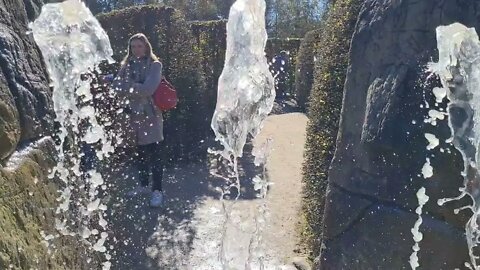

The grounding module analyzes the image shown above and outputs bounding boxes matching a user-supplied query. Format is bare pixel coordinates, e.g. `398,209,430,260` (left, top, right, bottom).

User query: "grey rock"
327,0,479,232
319,0,480,268
0,0,88,268
0,69,20,160
0,0,53,146
361,64,408,148
330,0,480,213
322,185,372,240
318,204,468,270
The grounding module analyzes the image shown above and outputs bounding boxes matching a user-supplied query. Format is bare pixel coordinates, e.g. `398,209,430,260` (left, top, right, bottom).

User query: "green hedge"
190,19,302,101
97,5,208,162
96,6,305,162
189,20,227,121
295,29,323,111
301,0,363,259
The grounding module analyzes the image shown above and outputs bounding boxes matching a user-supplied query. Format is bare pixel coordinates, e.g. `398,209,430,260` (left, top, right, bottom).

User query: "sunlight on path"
109,112,308,269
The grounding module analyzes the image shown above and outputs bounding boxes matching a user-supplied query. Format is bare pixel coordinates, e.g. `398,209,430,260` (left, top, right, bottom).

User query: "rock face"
0,138,88,270
0,0,53,160
0,72,20,161
318,0,480,269
0,0,85,268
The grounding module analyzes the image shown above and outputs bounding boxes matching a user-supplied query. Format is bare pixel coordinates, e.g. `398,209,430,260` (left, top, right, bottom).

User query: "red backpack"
154,78,178,111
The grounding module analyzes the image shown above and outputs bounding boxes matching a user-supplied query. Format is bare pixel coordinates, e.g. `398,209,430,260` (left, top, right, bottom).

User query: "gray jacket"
112,57,164,146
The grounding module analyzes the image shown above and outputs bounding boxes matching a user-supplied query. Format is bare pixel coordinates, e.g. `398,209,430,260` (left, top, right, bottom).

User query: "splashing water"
246,138,272,269
409,97,440,268
430,22,480,269
209,0,275,268
211,0,275,159
409,187,430,269
30,0,114,268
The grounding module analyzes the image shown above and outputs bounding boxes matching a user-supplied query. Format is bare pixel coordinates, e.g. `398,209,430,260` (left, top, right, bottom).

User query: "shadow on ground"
101,98,302,269
104,140,265,269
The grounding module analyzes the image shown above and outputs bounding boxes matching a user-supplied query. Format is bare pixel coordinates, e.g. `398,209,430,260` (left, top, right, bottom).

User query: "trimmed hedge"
190,19,302,101
97,5,208,162
189,20,227,121
301,0,363,259
96,9,303,162
295,29,323,111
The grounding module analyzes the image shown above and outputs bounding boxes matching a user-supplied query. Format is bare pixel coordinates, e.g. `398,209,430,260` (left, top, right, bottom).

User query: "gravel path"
107,111,309,270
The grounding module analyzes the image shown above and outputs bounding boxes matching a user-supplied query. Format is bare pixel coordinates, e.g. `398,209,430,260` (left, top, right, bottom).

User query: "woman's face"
130,39,147,58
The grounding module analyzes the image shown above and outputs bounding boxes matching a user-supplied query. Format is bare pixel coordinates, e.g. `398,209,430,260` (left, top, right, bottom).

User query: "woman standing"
112,33,165,207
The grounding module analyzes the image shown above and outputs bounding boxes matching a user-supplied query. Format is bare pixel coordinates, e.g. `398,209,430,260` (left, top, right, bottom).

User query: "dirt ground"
106,103,309,270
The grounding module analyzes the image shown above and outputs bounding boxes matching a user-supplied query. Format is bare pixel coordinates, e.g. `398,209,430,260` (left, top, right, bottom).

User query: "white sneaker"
150,191,164,207
126,186,151,197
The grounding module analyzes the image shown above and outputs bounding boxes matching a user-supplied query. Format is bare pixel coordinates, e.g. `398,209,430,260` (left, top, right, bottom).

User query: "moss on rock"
0,139,89,269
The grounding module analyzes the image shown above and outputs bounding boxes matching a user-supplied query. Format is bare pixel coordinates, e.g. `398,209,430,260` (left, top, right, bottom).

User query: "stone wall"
0,0,53,160
0,0,87,268
318,0,480,269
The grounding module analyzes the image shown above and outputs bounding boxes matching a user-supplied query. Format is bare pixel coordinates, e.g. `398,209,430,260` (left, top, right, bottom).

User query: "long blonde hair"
120,33,159,67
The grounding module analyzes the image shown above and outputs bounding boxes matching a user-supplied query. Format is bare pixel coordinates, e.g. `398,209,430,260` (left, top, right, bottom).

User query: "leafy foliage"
84,0,327,38
189,20,227,121
301,0,363,259
266,0,327,38
295,28,323,110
